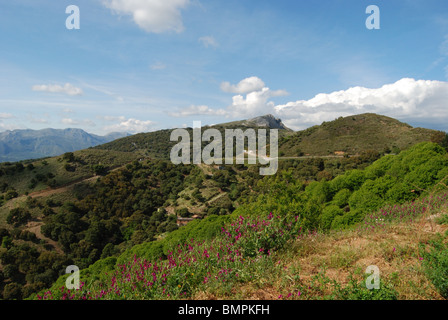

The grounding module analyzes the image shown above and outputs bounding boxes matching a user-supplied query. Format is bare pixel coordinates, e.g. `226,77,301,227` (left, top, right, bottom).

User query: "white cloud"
63,108,74,114
62,118,96,127
274,78,448,130
62,118,80,125
150,61,167,70
99,115,127,122
222,77,289,118
103,118,156,133
227,88,281,118
102,0,190,33
0,114,16,132
29,117,49,124
169,105,227,117
167,77,289,120
0,113,13,119
220,76,266,94
199,36,219,48
0,122,20,132
32,83,83,96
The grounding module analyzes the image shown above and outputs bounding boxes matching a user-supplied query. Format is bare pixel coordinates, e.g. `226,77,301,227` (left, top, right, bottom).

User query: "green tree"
2,283,23,300
6,208,32,227
63,152,75,162
1,236,12,248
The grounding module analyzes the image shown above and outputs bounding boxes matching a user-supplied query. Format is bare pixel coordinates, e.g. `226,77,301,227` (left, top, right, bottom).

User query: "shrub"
419,238,448,299
176,207,191,218
3,283,23,300
5,189,18,200
332,189,351,208
6,208,32,227
63,152,75,162
320,205,344,230
335,275,398,300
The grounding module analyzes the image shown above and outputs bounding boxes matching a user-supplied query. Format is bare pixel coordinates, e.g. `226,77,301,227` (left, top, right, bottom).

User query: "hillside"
0,128,130,162
36,196,448,300
95,113,438,159
0,113,447,300
279,113,437,156
94,115,292,159
23,141,448,301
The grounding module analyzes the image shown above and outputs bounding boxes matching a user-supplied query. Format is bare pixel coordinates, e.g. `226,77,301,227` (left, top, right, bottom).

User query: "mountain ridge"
95,113,440,158
0,128,130,162
213,114,292,131
278,113,438,156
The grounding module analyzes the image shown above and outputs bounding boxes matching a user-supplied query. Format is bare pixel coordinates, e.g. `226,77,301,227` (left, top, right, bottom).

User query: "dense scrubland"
33,142,448,300
1,113,447,300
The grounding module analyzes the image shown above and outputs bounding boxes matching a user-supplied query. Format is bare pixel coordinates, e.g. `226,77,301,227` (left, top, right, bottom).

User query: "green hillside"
96,113,438,160
0,149,139,197
0,113,447,300
279,113,437,156
32,141,448,300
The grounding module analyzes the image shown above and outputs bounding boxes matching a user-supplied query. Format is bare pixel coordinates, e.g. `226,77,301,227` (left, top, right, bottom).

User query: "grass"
279,113,436,156
34,192,448,300
0,149,138,197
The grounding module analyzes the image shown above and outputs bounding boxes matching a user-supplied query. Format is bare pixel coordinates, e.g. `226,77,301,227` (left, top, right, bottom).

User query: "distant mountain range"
0,113,441,163
0,128,130,162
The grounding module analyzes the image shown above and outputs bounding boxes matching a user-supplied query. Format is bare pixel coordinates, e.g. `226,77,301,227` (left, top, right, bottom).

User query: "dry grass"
196,212,448,300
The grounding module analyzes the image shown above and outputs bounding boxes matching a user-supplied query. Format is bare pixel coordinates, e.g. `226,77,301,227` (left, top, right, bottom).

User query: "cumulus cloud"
62,118,80,125
32,83,83,96
226,88,289,118
102,0,190,33
199,36,219,48
274,78,448,130
220,76,266,94
103,118,156,133
220,77,289,118
169,105,228,118
168,77,448,132
167,77,289,120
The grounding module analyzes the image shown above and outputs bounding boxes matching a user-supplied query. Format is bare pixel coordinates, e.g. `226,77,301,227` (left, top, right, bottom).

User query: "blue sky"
1,0,448,135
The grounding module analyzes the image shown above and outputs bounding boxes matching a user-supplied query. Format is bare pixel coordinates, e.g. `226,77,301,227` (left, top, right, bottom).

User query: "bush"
92,164,107,176
335,274,398,300
176,207,191,218
2,283,23,300
331,189,351,208
64,164,75,172
5,189,18,200
419,238,448,299
320,205,344,230
63,152,75,162
6,208,32,227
